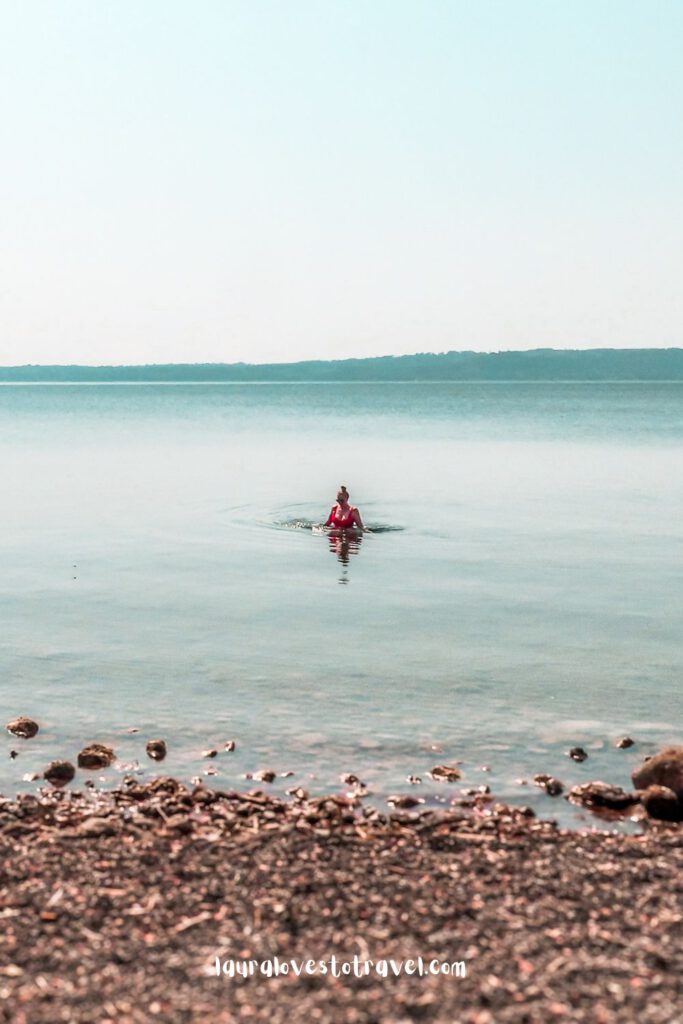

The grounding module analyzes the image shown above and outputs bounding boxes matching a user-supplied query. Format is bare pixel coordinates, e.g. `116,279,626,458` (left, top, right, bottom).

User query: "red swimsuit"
330,506,356,528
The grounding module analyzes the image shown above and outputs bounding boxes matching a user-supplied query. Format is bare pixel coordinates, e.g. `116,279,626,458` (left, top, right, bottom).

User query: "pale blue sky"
1,0,681,364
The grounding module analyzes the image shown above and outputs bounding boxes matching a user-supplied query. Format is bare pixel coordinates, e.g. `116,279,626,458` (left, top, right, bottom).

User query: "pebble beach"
1,735,682,1023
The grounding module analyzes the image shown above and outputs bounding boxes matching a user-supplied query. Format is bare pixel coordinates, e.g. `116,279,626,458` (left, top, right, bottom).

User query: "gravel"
0,777,681,1024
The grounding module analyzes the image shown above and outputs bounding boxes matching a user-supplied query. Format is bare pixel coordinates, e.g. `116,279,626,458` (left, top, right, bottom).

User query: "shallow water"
2,382,682,827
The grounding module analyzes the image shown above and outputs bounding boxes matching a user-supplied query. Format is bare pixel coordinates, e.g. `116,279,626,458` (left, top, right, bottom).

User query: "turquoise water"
2,382,682,826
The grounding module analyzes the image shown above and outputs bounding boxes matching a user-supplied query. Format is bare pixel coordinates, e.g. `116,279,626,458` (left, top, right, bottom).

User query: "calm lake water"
2,382,682,826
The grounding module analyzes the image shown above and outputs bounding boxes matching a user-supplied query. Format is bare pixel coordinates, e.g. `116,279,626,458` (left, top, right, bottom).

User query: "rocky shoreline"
1,770,682,1023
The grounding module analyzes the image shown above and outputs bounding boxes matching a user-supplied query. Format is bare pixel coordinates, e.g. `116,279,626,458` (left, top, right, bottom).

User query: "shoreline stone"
77,743,116,770
6,717,39,739
632,745,683,800
567,781,638,812
43,760,76,787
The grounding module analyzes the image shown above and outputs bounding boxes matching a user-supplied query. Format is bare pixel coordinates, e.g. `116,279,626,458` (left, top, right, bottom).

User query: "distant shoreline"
2,348,683,382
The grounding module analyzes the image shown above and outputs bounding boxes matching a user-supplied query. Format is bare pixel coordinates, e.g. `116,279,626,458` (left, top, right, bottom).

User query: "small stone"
632,746,683,800
286,786,309,801
224,740,236,752
78,817,115,838
568,747,588,762
146,739,167,762
387,794,424,809
253,769,276,783
165,814,193,834
192,785,215,804
533,774,564,795
340,773,361,785
430,764,462,783
407,775,422,785
641,785,683,822
9,750,18,760
78,743,116,769
616,736,635,749
204,766,218,777
544,778,564,796
44,761,76,787
22,772,41,782
6,717,39,739
202,749,218,759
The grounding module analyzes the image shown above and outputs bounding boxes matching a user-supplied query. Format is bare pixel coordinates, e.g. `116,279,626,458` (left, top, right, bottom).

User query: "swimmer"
324,485,365,530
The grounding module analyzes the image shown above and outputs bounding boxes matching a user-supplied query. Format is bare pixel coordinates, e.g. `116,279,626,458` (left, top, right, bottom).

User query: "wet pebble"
430,764,462,783
407,775,422,785
202,749,218,759
146,739,167,762
387,794,424,809
78,743,116,769
616,736,635,749
568,747,588,762
224,740,236,752
533,774,564,796
6,717,39,739
568,781,638,811
44,761,76,788
641,785,682,822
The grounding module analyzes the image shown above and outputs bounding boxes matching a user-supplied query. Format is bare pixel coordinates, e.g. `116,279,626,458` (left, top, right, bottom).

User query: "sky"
1,0,682,366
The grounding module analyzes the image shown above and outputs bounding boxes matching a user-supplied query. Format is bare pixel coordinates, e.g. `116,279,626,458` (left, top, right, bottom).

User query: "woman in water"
325,485,365,530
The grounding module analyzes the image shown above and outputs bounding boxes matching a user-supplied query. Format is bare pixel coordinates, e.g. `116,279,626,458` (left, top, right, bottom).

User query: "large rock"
641,785,683,822
568,781,638,811
632,746,683,800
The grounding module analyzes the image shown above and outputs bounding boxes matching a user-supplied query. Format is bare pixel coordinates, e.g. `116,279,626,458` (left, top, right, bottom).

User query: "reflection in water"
327,529,363,585
271,515,402,585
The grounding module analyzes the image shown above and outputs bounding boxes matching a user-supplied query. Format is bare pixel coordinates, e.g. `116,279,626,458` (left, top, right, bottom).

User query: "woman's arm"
324,506,336,527
352,507,365,529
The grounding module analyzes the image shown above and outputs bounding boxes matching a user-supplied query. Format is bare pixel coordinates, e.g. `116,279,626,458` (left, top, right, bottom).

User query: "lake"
2,381,682,826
